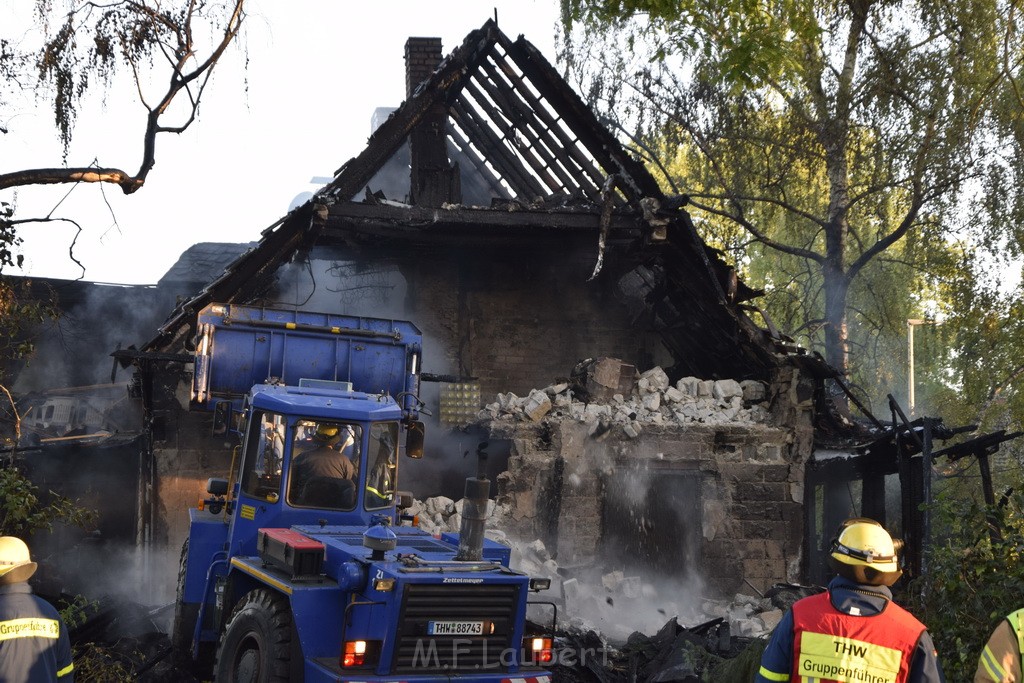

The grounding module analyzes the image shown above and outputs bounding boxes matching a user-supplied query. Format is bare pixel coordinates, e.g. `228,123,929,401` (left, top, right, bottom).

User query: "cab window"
240,411,285,499
287,419,361,511
365,422,398,510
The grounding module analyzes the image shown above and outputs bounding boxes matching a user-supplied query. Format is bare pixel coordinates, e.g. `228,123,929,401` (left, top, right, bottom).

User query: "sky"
2,1,563,285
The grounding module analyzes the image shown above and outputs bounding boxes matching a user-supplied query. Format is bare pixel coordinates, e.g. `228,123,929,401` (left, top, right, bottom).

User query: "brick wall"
488,364,816,595
405,242,667,397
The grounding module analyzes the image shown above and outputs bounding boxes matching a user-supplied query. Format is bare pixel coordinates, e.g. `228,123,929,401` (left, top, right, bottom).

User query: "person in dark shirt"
0,536,74,682
290,423,356,506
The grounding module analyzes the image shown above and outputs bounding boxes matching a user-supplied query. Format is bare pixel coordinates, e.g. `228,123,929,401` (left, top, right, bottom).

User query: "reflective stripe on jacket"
792,591,925,683
0,583,74,682
976,608,1024,682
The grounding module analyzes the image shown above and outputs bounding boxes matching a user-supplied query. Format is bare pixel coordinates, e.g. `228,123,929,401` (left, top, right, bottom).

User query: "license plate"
427,620,484,635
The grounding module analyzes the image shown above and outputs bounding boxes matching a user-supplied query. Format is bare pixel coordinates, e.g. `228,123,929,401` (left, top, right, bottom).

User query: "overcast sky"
2,1,562,284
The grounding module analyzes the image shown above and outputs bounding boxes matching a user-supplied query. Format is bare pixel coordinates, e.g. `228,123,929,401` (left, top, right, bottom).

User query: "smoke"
14,282,173,393
263,252,507,499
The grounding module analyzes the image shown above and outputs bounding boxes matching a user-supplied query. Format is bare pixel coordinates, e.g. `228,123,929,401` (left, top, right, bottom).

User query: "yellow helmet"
827,518,903,587
315,424,340,439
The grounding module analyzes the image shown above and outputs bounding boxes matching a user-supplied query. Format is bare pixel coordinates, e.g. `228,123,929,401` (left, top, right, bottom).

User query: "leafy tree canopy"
561,0,1024,405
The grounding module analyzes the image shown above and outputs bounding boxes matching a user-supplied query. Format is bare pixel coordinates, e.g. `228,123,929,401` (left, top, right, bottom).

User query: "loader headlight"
373,577,395,592
529,577,551,591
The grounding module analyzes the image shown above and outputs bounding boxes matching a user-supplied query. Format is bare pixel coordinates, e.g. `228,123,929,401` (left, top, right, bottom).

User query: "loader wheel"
171,538,215,674
171,539,195,655
214,589,292,683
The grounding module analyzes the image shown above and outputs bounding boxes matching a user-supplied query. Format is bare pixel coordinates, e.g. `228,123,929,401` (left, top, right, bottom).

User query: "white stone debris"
478,366,772,437
407,496,788,640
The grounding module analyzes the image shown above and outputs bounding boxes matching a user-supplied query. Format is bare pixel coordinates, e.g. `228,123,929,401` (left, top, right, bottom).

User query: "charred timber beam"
447,124,512,200
456,87,563,196
323,23,500,203
324,201,641,233
450,101,544,199
318,220,639,248
500,33,663,202
468,61,595,198
464,75,581,196
488,50,607,192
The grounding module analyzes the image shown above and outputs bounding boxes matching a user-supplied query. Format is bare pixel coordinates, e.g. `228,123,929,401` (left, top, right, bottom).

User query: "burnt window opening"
600,468,702,583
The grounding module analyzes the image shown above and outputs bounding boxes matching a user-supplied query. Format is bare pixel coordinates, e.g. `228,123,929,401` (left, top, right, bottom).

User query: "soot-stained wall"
153,239,669,550
486,364,816,596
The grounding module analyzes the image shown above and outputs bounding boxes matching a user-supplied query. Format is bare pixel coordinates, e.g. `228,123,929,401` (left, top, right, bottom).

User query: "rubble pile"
478,363,771,436
405,495,813,646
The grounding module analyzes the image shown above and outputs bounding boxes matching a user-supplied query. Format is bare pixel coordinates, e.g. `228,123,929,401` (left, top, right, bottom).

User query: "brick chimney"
404,37,460,207
405,37,443,98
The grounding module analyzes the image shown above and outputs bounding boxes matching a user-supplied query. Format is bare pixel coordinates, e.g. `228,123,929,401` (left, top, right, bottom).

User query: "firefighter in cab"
0,536,74,681
755,518,945,683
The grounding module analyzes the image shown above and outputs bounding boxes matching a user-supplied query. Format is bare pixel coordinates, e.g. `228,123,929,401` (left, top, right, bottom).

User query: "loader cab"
225,387,405,554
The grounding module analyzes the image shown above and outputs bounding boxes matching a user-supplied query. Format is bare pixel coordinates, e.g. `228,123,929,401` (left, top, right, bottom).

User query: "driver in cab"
290,423,356,506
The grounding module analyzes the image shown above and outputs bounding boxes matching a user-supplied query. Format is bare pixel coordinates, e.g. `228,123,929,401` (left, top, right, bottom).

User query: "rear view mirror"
405,421,425,458
207,478,229,496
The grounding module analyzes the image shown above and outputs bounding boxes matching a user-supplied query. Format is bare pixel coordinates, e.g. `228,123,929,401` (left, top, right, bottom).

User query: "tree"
561,0,1024,387
0,0,246,195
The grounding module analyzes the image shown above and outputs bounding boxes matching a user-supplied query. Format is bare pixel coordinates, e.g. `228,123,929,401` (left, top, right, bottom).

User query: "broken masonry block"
601,569,624,591
641,392,661,412
544,382,569,396
638,366,670,392
713,378,743,401
523,390,552,422
664,386,686,403
677,376,701,395
758,609,785,631
740,379,767,403
571,357,636,402
623,422,643,439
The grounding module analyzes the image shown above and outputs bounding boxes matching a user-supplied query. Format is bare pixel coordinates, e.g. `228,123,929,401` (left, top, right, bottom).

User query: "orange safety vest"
791,591,925,683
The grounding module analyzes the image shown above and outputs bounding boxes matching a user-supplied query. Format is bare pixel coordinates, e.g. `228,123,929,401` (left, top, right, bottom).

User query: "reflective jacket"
975,608,1024,682
755,576,945,683
791,591,924,683
0,582,74,682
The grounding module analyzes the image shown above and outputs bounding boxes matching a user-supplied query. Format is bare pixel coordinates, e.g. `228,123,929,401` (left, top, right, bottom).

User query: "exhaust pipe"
455,443,489,561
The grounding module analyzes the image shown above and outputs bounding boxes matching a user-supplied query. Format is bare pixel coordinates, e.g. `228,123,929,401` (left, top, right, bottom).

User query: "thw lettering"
834,641,868,658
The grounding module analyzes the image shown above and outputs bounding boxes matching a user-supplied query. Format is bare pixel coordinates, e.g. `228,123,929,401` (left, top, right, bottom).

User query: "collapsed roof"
144,19,810,381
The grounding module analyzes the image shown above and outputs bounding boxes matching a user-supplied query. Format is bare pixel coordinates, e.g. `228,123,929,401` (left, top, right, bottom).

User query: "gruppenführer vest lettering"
791,591,925,683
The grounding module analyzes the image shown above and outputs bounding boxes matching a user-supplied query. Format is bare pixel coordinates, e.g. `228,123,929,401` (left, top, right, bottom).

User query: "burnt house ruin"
8,19,1016,601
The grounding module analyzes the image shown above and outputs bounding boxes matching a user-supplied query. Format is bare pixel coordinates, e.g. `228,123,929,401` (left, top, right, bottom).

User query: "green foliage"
0,203,60,367
909,485,1024,681
57,593,97,630
561,0,1024,405
705,637,766,682
0,467,96,537
71,642,139,682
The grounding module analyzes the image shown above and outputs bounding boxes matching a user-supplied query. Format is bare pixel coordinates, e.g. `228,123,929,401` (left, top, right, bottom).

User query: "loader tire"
171,539,195,656
214,588,292,683
171,538,214,674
